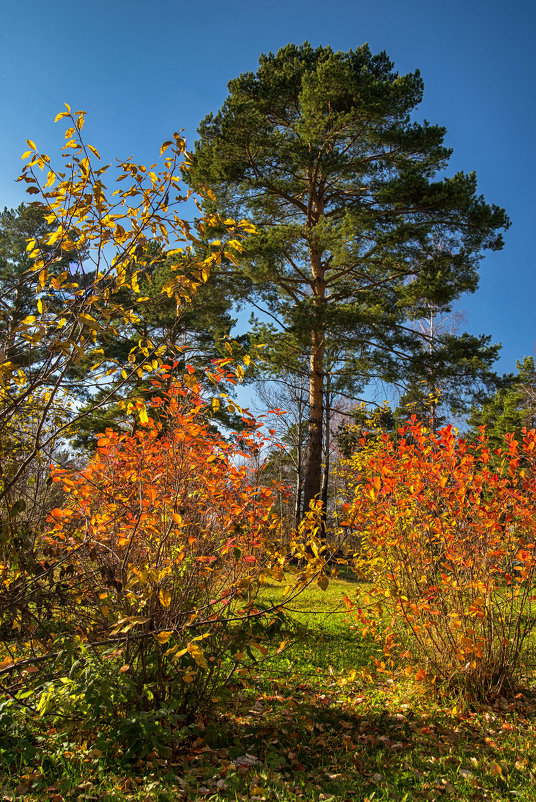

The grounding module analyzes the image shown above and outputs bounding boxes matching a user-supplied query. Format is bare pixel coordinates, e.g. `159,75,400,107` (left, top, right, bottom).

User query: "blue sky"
1,0,534,381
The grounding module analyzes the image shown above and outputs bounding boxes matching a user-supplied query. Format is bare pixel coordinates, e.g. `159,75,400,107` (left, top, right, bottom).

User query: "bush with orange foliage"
343,418,536,699
43,377,285,714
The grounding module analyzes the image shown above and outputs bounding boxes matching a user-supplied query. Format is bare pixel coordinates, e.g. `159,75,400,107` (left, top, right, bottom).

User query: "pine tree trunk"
302,190,326,517
303,300,325,513
321,378,331,517
303,333,324,513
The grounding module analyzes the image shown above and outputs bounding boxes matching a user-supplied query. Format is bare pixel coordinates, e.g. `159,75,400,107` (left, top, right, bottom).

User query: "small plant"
34,647,193,757
342,418,536,699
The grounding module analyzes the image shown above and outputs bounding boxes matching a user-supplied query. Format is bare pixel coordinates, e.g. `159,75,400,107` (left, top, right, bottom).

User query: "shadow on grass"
3,674,536,800
200,683,536,801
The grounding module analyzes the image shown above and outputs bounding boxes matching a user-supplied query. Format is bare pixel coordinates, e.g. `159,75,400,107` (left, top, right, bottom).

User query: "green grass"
2,573,536,800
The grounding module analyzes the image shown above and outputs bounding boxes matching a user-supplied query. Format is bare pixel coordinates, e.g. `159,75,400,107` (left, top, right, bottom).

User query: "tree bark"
303,329,324,514
321,375,331,518
302,248,325,514
295,415,303,530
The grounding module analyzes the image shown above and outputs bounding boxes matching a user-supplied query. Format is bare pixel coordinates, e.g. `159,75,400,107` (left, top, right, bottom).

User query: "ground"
1,574,536,800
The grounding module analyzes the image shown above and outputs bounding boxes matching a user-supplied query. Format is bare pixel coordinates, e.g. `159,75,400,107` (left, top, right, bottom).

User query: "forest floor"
2,574,536,801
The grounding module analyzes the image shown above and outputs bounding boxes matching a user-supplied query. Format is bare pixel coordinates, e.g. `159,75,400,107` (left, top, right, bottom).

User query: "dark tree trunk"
302,241,326,515
303,327,324,513
321,376,331,519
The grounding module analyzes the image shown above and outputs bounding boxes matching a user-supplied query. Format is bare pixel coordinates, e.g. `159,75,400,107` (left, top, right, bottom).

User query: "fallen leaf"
234,753,261,767
460,769,474,780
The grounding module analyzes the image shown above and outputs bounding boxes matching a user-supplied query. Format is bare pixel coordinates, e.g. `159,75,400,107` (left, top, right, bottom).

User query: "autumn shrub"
15,376,289,723
0,110,255,702
342,418,536,699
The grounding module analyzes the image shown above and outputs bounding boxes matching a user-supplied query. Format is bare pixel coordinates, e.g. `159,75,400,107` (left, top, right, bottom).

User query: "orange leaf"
49,508,65,519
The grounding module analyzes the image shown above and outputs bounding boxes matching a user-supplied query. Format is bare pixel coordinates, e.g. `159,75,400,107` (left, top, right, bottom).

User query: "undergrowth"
1,574,536,800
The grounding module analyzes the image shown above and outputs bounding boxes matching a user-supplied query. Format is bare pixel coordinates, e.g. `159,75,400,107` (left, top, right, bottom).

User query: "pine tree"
468,356,536,448
190,42,509,514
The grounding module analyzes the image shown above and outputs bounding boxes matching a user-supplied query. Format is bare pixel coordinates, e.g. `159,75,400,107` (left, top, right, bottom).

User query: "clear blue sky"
1,0,534,379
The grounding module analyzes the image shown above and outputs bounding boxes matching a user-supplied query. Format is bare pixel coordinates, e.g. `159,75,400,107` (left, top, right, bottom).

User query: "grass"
2,573,536,800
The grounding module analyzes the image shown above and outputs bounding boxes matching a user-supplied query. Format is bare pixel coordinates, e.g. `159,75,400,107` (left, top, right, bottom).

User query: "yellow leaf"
191,632,211,642
155,630,173,644
111,616,148,635
159,588,171,608
212,397,220,412
160,141,172,156
54,111,70,122
47,229,62,246
44,170,55,188
187,642,208,669
138,405,149,425
87,144,101,159
171,648,188,661
37,299,43,314
317,574,329,591
26,139,37,151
